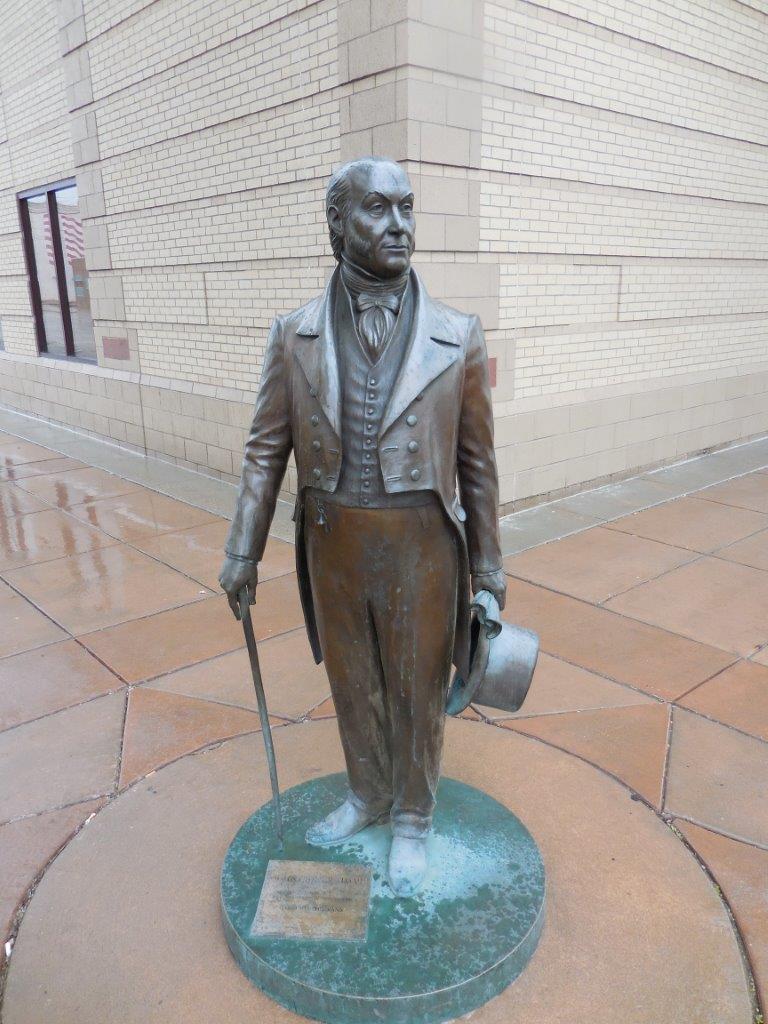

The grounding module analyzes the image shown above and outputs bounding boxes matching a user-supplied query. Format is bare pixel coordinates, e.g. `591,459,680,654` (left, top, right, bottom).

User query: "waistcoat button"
310,414,319,426
408,440,419,453
312,467,321,479
312,440,321,451
410,468,421,481
406,414,417,426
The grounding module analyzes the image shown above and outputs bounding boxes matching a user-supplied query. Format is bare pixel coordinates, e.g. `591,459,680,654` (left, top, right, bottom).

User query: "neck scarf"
340,255,410,362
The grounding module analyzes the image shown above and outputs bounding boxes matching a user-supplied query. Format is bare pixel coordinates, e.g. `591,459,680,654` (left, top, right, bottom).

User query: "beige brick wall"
0,0,766,510
481,0,768,506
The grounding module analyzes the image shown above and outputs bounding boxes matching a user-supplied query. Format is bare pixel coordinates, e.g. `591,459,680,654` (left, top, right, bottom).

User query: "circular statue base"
221,773,546,1024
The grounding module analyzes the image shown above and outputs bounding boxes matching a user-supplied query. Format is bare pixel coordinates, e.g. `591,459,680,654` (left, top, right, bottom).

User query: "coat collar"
294,266,462,437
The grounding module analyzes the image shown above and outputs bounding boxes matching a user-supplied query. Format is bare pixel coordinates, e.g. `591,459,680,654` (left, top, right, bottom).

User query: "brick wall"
0,0,766,510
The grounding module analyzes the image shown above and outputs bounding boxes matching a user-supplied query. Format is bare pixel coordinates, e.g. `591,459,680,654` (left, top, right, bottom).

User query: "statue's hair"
325,157,400,261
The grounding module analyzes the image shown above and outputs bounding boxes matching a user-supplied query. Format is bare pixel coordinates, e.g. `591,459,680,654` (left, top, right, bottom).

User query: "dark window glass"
19,181,96,362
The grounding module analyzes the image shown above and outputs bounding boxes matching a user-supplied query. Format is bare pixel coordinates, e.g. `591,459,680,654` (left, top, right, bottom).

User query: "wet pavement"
0,423,767,1022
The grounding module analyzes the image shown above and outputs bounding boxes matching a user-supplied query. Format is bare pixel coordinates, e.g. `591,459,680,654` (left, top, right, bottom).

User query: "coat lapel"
294,270,342,437
380,271,462,436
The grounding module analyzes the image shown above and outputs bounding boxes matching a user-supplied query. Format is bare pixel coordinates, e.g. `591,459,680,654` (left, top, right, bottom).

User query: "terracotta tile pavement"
676,821,768,1010
502,703,671,807
502,525,695,603
606,494,768,553
13,466,143,508
1,430,767,1012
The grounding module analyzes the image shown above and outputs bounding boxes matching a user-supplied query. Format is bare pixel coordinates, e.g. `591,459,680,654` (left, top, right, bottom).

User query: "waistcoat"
330,274,427,508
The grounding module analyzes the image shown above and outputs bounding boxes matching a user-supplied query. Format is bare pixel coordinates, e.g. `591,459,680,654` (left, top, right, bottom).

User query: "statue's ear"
327,205,343,238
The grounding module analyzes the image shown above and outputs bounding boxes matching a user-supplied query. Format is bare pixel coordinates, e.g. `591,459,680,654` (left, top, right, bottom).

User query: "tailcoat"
226,267,503,679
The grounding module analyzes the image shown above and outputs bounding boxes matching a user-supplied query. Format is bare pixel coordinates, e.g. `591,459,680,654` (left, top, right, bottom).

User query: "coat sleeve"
225,316,293,562
457,315,503,575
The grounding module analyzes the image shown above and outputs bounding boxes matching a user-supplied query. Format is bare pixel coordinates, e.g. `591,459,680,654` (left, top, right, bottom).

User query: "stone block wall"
0,0,766,510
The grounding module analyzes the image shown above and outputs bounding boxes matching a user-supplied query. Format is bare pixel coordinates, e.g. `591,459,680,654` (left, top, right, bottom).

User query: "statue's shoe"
305,799,388,847
388,835,428,897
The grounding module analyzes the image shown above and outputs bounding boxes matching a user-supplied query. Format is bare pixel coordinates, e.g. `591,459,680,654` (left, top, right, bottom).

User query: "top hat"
446,590,539,717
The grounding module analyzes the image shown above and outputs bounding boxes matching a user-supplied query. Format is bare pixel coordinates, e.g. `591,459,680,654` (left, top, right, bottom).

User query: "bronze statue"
219,157,506,897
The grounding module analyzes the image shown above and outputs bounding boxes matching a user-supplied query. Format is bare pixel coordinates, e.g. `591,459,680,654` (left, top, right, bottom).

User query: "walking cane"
238,588,284,851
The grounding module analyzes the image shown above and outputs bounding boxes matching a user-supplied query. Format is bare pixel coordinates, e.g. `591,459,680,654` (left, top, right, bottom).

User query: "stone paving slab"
677,821,768,1011
665,708,768,849
0,691,125,823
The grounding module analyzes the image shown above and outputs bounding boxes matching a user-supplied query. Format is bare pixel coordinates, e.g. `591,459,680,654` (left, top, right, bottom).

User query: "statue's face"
333,162,415,279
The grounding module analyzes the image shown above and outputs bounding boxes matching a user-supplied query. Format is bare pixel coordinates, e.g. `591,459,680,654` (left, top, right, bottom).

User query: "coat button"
407,440,419,453
312,440,321,451
455,504,467,522
416,393,424,401
311,414,319,426
312,468,321,479
406,414,417,426
410,468,421,481
361,497,370,505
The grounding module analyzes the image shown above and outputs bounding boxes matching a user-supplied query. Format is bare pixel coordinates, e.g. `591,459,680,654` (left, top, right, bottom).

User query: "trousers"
305,493,459,838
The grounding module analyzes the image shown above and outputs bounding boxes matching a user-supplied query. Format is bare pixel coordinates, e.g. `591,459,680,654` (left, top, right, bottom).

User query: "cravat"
340,256,409,364
355,292,400,362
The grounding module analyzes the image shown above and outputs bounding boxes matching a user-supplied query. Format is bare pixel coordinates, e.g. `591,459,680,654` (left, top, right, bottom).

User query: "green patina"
221,774,545,1024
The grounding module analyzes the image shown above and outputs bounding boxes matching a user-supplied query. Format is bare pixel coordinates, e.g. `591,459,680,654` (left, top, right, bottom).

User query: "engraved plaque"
250,860,372,942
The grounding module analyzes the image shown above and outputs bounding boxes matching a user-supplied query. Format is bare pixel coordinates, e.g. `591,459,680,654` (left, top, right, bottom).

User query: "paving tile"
67,489,219,543
79,575,303,683
555,475,681,520
130,519,230,589
607,557,768,657
502,703,670,806
0,439,59,468
0,483,49,520
3,544,210,635
0,640,122,731
0,508,117,571
14,466,143,508
504,526,694,603
697,471,768,514
665,707,768,847
132,524,293,591
0,691,125,822
0,581,65,659
607,496,768,553
5,722,753,1024
753,646,768,668
498,504,598,557
147,627,328,720
717,529,768,572
679,660,768,742
119,687,262,788
0,797,105,956
483,652,654,720
503,578,735,700
648,454,764,492
676,821,768,1012
308,695,336,719
0,456,85,482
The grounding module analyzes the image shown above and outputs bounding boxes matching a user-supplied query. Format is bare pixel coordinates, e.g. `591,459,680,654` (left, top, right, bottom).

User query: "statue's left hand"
471,568,507,611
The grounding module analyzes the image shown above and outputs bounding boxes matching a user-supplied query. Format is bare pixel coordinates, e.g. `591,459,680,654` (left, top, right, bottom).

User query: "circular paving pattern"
1,719,755,1024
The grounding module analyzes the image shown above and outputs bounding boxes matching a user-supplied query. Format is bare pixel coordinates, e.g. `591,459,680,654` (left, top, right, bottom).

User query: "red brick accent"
488,356,497,388
102,336,130,360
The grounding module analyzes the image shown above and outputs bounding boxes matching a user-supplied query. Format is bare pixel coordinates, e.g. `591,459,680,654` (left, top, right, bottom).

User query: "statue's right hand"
218,556,258,620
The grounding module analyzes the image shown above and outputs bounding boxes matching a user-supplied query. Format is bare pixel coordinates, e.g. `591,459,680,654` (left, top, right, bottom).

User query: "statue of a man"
219,157,506,897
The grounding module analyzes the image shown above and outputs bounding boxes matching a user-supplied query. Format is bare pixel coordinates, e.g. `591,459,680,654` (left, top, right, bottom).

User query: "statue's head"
326,157,415,280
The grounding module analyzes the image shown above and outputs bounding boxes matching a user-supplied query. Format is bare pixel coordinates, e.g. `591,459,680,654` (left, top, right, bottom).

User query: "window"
18,179,96,362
